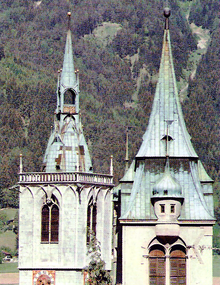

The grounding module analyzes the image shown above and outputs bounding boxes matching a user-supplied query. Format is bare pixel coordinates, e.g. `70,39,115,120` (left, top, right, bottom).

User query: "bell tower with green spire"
114,8,215,285
18,12,113,285
43,12,92,173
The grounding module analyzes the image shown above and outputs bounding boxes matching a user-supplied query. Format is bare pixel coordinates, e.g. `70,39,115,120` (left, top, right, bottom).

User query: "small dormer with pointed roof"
43,13,92,173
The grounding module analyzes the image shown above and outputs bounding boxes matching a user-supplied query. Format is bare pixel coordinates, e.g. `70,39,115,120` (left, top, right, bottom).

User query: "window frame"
41,195,59,244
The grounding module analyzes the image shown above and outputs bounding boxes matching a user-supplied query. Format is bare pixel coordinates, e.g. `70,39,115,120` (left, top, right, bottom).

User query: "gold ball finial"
164,7,171,18
67,11,71,17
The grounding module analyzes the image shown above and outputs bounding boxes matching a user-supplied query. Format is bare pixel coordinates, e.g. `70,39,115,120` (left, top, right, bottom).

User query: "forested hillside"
0,0,219,219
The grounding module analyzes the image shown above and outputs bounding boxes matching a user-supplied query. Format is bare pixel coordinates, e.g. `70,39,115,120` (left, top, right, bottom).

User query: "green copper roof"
60,30,77,90
136,25,197,158
119,11,214,222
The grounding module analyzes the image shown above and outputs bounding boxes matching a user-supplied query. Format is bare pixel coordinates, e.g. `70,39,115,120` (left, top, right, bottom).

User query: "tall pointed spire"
60,27,77,89
137,8,197,158
43,12,92,173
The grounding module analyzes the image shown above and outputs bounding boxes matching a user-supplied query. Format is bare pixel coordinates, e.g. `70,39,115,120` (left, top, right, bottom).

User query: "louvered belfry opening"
170,246,186,285
41,195,59,243
149,246,166,285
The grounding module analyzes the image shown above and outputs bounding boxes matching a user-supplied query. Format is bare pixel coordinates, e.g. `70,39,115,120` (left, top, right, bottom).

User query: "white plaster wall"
61,186,77,266
19,187,34,268
122,225,155,285
103,190,113,270
19,183,113,284
180,226,213,285
122,224,213,285
19,270,32,285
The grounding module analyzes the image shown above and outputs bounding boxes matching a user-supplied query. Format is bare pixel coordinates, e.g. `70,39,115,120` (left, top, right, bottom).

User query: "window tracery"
41,194,59,243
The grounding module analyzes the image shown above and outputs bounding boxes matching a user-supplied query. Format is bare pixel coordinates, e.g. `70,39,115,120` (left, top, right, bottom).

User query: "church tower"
114,8,215,285
18,13,113,285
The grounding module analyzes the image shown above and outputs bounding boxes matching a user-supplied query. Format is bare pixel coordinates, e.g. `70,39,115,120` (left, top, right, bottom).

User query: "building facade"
18,15,114,285
114,8,215,285
18,8,215,285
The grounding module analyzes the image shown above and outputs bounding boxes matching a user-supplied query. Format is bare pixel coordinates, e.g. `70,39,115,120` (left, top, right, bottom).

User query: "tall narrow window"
160,204,165,213
51,205,59,242
41,205,49,242
87,197,97,244
149,246,165,285
41,195,59,243
170,246,186,285
170,204,175,213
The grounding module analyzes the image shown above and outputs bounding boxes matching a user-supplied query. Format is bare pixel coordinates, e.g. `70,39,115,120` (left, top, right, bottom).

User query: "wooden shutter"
170,249,186,285
41,205,49,242
51,205,59,242
149,249,165,285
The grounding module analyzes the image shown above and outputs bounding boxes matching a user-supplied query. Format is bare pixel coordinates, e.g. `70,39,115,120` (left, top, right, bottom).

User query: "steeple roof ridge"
60,29,77,89
136,11,197,159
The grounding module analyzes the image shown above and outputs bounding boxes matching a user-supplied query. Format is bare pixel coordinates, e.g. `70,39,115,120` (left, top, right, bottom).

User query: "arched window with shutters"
149,245,166,285
170,246,186,285
41,195,59,243
87,197,97,244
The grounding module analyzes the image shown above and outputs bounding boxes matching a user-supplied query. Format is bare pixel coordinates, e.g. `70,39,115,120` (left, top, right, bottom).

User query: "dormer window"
64,89,76,105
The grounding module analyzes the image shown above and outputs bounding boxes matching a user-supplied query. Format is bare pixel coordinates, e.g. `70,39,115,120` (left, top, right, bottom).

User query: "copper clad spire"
136,8,197,159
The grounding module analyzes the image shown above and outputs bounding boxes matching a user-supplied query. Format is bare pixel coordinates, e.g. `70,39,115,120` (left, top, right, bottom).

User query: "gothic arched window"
64,89,76,105
87,197,97,244
170,246,186,285
41,195,59,243
149,246,165,285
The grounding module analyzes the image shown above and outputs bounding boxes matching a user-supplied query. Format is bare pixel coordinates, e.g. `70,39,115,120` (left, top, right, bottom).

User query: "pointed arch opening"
87,196,97,244
64,89,76,105
41,194,59,243
149,245,166,285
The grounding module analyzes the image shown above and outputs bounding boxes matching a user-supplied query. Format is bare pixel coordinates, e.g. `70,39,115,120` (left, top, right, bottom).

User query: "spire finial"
20,153,23,173
164,7,171,30
67,11,71,30
110,155,114,176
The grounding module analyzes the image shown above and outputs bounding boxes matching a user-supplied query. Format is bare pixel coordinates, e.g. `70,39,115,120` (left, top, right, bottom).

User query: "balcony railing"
19,171,113,186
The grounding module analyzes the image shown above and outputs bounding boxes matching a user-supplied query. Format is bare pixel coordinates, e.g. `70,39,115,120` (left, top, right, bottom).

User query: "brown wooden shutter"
41,205,49,242
51,205,59,242
149,249,165,285
170,249,186,285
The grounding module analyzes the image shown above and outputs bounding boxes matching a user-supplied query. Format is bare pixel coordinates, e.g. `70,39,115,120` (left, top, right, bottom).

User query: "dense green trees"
0,0,218,215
